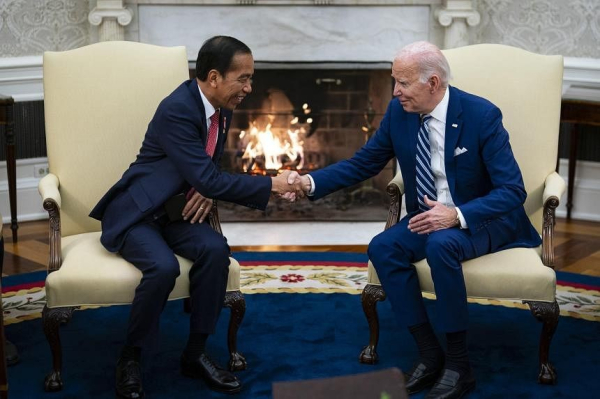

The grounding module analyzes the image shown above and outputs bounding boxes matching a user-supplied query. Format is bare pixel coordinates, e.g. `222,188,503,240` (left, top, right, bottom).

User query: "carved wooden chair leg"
42,305,77,392
524,300,559,385
359,284,387,364
223,290,247,371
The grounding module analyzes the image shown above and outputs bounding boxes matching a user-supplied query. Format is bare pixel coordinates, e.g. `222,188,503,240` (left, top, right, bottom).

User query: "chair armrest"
543,171,566,204
541,172,565,268
385,172,404,230
387,171,405,196
38,173,61,208
38,173,62,272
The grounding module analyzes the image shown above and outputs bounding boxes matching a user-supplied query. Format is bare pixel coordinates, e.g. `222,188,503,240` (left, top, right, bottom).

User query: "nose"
393,82,402,97
243,82,252,94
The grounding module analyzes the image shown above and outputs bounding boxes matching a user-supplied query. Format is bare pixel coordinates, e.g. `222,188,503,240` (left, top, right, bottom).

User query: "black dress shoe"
5,340,19,366
425,368,476,399
181,353,242,394
405,362,443,394
116,357,144,399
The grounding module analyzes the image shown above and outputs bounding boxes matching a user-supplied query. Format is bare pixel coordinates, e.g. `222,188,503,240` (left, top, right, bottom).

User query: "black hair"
195,36,252,81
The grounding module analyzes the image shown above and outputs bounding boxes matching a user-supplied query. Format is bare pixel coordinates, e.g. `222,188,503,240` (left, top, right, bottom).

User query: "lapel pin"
452,123,458,128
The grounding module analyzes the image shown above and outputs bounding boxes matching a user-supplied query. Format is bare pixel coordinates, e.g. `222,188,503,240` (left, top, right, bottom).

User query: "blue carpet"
4,252,600,398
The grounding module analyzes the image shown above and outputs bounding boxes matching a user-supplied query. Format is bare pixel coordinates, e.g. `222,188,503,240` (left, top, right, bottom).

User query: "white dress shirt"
426,88,467,228
308,87,467,228
197,83,219,141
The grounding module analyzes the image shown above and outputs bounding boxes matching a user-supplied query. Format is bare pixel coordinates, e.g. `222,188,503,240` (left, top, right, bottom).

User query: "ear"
429,75,441,93
207,69,220,88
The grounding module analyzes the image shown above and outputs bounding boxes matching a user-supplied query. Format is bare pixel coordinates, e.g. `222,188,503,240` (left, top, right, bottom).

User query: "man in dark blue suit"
289,41,541,398
90,36,301,398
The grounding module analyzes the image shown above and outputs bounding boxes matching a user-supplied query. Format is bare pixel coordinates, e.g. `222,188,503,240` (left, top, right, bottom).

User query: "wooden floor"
2,217,600,277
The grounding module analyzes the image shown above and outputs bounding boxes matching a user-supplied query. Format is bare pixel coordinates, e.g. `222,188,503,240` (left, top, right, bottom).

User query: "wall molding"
2,53,599,102
563,57,600,102
0,56,43,102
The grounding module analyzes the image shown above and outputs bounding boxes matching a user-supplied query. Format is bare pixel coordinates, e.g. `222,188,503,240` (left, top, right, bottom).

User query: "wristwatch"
455,210,461,227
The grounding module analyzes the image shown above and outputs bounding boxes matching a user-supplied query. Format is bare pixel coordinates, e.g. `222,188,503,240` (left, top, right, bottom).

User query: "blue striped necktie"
416,115,436,212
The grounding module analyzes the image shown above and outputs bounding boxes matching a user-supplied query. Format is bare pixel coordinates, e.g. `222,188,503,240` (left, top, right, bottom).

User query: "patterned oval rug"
3,252,600,324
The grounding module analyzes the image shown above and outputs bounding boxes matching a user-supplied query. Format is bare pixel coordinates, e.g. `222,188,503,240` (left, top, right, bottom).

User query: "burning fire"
239,103,312,173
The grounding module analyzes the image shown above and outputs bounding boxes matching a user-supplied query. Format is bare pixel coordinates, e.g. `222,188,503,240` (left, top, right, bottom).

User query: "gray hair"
395,41,451,88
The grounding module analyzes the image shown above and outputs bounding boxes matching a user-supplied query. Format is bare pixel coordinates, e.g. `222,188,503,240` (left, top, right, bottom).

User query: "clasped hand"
184,171,311,219
271,170,312,202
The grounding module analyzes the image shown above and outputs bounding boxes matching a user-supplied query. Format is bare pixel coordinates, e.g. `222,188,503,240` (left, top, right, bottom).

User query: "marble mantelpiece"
126,0,443,63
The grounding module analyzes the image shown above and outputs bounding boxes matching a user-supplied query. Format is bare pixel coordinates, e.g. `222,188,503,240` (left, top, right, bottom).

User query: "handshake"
271,170,312,202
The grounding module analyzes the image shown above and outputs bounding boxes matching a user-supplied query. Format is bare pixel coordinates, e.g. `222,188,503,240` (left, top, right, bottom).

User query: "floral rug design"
239,263,600,322
3,260,600,325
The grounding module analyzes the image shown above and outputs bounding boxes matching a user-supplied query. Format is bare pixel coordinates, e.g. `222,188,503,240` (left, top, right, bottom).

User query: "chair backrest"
43,41,189,237
441,44,563,234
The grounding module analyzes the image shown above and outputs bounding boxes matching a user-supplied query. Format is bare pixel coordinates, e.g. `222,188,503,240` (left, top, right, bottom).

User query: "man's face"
391,58,432,114
214,52,254,110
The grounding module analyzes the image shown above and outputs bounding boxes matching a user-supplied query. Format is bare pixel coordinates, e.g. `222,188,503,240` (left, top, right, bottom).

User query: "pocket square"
454,147,468,156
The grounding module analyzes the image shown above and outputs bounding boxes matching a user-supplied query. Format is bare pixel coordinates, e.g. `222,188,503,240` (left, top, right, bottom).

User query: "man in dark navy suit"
289,41,541,398
90,36,301,398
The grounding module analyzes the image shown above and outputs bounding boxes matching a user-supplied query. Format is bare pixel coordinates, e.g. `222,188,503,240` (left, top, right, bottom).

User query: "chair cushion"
367,246,555,302
45,232,240,308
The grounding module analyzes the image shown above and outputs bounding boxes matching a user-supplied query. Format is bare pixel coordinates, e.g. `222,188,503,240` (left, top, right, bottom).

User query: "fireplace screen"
212,67,395,222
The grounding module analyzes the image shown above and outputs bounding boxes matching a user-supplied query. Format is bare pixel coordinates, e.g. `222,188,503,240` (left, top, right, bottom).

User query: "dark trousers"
119,216,230,348
367,216,495,332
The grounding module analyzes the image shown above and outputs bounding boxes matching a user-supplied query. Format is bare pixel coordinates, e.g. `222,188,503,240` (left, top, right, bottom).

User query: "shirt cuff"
307,174,316,196
456,207,468,229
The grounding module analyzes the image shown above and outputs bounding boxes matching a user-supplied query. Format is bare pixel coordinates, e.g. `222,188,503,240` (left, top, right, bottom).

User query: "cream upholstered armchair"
359,44,565,385
39,41,246,392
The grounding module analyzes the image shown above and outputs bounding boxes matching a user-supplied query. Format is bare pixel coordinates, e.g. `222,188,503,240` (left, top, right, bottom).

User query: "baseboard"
221,221,384,246
0,157,48,223
556,159,600,222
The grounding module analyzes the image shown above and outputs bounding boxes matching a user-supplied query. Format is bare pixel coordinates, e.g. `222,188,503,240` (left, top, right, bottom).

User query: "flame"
240,120,306,172
239,102,312,173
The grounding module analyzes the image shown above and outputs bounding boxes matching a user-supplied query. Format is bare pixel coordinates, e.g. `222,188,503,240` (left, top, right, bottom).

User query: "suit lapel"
444,86,463,197
404,112,421,210
188,79,227,162
217,113,224,151
187,79,208,138
214,109,232,161
407,114,420,162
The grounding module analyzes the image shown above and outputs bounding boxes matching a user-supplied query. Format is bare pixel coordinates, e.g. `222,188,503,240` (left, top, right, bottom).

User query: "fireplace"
210,65,395,222
133,1,432,222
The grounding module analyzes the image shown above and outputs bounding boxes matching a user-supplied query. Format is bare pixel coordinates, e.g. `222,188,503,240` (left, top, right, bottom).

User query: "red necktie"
206,110,220,157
